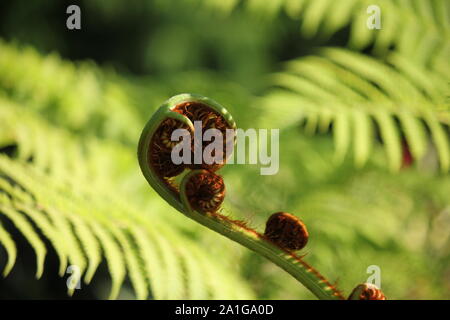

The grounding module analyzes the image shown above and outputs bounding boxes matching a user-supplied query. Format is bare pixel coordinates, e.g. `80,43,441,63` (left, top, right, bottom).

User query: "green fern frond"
0,100,255,299
203,0,450,66
259,48,450,171
0,200,46,279
89,222,126,300
0,41,142,144
0,221,17,277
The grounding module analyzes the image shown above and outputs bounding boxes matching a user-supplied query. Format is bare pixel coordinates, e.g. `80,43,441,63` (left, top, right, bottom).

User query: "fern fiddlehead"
348,283,386,300
138,93,345,300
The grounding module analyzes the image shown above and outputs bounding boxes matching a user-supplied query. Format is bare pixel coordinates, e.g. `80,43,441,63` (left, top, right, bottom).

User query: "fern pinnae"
300,0,330,38
67,214,102,285
388,53,444,100
321,0,357,39
128,225,166,300
1,156,98,282
143,217,254,300
373,110,403,171
145,225,186,299
0,177,34,205
46,207,87,289
15,125,34,163
268,47,449,171
90,221,126,300
109,224,149,300
0,221,17,277
31,123,51,172
352,110,373,167
397,111,428,162
48,132,72,182
0,201,46,279
333,110,351,164
12,202,68,277
423,110,450,172
177,244,208,299
186,242,241,299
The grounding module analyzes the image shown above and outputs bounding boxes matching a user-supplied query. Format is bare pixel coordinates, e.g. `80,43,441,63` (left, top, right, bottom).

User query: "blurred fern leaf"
0,99,255,299
259,48,449,171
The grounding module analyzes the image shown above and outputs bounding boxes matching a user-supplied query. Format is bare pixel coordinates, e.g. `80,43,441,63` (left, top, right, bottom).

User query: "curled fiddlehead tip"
185,170,225,213
138,93,236,210
264,212,309,251
154,118,192,151
149,116,192,179
348,283,387,300
173,101,236,172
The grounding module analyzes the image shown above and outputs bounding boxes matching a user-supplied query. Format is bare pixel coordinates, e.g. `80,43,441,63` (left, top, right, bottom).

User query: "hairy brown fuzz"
264,212,309,251
153,118,191,151
185,171,225,213
148,144,185,178
348,283,387,300
149,118,190,179
173,102,235,171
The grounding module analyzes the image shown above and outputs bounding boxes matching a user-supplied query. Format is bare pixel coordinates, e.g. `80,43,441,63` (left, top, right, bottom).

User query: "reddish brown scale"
264,212,309,251
185,171,225,213
173,102,235,172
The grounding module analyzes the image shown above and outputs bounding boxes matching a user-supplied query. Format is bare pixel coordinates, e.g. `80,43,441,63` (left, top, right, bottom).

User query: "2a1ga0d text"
218,304,274,315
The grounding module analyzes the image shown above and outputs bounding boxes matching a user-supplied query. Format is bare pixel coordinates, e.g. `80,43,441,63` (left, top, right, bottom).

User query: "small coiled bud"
264,212,309,251
348,283,387,300
173,102,235,172
185,171,225,213
149,118,191,179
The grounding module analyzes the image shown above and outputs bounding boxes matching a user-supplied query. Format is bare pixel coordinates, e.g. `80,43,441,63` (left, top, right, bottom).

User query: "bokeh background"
0,0,449,299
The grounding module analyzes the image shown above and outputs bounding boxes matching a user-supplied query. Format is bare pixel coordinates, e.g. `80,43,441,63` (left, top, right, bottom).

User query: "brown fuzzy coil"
149,118,191,178
148,144,185,178
185,171,225,213
173,102,235,172
264,212,309,251
153,118,192,151
348,283,387,300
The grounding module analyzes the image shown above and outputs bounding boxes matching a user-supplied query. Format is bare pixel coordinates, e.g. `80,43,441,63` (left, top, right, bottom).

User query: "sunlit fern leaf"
0,41,142,144
0,100,255,299
68,214,102,285
0,221,17,277
178,246,209,300
109,224,149,300
145,226,186,299
202,0,450,67
259,48,450,171
12,202,69,277
88,222,126,300
0,199,46,279
128,225,167,300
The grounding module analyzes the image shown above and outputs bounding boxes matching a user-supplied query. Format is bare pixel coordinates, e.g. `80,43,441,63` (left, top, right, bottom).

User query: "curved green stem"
138,93,343,300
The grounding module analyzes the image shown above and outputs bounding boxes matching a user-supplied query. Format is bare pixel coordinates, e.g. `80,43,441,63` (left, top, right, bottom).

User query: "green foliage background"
0,0,449,299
